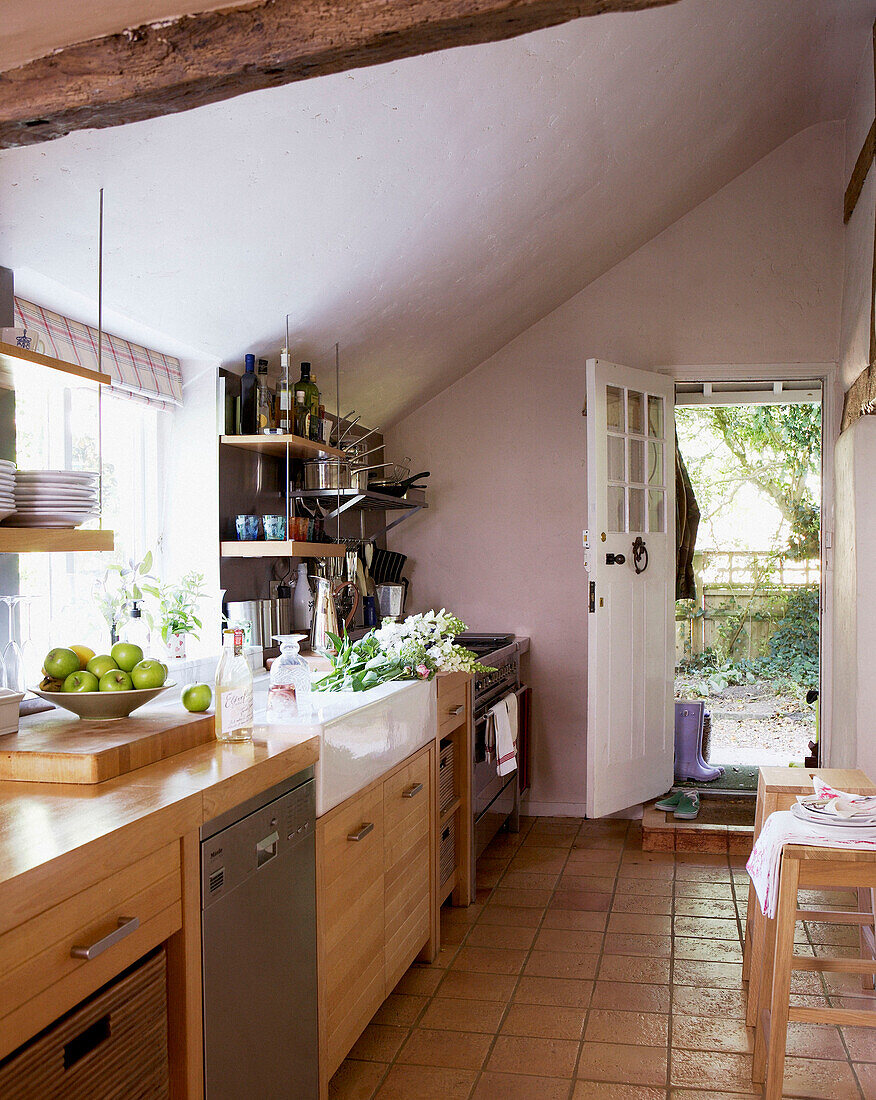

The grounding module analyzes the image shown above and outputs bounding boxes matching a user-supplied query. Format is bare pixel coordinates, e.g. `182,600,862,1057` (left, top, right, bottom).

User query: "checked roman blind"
13,297,183,409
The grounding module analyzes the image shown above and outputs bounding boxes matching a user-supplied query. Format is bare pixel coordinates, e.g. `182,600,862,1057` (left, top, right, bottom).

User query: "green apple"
86,654,118,679
63,670,100,692
131,659,166,690
99,669,134,692
181,683,212,713
45,648,82,680
111,642,144,673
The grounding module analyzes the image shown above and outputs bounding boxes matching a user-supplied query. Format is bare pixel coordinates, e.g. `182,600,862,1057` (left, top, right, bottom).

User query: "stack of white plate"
0,461,14,522
7,470,100,528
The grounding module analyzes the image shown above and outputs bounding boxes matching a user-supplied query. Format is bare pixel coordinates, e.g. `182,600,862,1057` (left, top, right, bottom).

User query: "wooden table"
743,767,876,1028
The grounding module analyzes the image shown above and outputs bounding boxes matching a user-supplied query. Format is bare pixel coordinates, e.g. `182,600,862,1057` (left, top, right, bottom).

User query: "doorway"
673,378,823,794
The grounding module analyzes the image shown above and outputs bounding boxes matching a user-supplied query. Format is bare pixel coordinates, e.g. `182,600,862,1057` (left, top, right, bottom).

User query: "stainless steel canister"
226,599,273,647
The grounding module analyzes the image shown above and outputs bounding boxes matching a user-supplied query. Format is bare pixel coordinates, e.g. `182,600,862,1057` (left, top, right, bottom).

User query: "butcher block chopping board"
0,711,216,784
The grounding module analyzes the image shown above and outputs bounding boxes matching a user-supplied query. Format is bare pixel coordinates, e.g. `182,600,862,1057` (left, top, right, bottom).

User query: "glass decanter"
265,634,311,723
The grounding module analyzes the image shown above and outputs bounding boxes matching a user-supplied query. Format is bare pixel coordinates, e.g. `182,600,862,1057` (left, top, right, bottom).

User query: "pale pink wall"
839,40,875,390
387,122,844,815
832,41,875,771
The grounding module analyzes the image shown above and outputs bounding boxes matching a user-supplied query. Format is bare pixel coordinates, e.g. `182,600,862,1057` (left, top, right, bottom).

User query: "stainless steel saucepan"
303,458,395,491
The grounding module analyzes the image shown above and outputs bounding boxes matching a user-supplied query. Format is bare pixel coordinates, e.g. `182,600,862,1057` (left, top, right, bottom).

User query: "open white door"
585,358,676,818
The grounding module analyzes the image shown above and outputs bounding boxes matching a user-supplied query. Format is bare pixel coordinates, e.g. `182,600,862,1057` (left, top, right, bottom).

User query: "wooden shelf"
219,434,347,461
0,341,111,388
439,797,461,827
220,540,347,559
0,528,114,553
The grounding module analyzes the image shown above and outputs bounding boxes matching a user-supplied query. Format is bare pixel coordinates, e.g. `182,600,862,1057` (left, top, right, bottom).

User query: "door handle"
347,822,374,842
449,705,464,716
605,553,626,565
71,916,139,960
402,782,423,799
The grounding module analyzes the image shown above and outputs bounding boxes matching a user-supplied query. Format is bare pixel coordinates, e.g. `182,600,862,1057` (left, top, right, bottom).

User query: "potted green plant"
157,571,208,659
93,551,159,645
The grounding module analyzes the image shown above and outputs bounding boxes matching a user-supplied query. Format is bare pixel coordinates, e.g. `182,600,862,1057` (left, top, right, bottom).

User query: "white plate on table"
791,802,876,828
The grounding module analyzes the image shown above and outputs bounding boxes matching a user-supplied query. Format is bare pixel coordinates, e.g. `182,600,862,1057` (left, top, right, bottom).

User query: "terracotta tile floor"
329,816,876,1099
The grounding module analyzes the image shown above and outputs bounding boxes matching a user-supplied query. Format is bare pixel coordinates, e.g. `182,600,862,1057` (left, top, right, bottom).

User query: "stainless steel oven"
456,634,528,896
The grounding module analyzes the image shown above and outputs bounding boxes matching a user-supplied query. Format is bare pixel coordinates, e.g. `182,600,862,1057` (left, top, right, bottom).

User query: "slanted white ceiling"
0,0,871,426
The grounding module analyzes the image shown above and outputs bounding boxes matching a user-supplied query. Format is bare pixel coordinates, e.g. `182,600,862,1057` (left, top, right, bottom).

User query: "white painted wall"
832,39,876,771
386,123,844,814
832,417,876,777
158,357,222,658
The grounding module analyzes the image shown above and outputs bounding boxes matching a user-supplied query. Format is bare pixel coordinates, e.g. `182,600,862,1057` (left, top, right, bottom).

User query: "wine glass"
18,596,42,693
0,596,25,693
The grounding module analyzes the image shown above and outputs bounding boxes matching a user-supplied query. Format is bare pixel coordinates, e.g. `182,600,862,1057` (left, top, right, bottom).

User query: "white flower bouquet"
313,609,489,692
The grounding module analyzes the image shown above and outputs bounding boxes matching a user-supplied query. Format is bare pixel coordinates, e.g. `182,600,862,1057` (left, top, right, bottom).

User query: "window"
13,372,165,682
606,385,666,534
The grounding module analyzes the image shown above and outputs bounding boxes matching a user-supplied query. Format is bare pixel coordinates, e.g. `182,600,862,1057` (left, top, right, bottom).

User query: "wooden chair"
743,767,876,1029
753,844,876,1099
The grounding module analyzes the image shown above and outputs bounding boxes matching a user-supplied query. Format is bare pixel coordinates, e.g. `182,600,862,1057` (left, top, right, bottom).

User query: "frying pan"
368,471,430,498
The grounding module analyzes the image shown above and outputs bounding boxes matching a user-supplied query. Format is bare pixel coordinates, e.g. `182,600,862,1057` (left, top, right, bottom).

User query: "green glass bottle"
295,362,321,441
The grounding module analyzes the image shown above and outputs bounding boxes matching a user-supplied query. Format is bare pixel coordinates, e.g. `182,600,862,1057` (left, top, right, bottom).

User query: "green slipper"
674,791,700,820
654,790,683,811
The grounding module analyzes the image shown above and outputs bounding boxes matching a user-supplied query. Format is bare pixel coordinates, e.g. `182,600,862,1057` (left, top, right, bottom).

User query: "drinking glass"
0,596,25,693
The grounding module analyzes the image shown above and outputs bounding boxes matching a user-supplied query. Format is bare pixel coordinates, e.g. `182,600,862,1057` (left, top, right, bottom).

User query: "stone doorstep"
641,802,753,855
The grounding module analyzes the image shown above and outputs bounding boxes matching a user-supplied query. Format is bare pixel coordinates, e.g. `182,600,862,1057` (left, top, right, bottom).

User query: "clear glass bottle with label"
215,628,253,741
276,349,293,433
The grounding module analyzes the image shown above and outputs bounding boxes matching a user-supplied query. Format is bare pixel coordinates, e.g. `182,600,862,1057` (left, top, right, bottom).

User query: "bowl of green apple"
32,644,175,720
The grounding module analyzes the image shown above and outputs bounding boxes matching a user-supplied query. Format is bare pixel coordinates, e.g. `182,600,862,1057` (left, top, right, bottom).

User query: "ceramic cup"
235,514,260,540
263,514,286,540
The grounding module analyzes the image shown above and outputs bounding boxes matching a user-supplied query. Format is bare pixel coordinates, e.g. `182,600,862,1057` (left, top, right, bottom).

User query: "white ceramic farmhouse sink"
259,678,436,816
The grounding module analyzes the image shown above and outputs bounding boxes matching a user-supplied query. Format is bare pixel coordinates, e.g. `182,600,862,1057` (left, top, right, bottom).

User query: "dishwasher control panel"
201,777,315,909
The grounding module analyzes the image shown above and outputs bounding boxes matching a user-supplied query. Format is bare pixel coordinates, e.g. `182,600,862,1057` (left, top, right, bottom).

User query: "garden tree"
679,403,821,558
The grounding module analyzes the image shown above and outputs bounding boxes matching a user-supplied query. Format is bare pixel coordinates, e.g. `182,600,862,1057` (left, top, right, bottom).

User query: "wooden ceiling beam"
0,0,679,150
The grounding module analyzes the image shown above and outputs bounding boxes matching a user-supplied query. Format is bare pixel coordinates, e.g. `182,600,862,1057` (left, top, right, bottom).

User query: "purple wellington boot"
674,701,723,782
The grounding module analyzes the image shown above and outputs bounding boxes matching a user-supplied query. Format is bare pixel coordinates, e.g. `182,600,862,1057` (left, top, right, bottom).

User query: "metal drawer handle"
347,822,374,842
70,916,139,961
448,705,464,716
403,782,423,799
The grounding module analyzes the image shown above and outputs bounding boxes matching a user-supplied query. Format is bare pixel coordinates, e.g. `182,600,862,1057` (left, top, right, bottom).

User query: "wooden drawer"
383,746,431,837
437,676,467,737
0,842,181,1061
317,785,385,1078
384,746,432,992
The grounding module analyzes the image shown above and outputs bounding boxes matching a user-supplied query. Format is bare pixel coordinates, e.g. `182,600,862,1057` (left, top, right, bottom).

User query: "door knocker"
632,536,649,574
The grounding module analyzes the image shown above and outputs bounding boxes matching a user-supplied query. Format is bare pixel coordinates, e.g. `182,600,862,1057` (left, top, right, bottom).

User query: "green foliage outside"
675,401,821,697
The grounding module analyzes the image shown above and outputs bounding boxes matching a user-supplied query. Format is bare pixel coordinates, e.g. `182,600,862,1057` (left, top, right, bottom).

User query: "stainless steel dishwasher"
201,766,317,1100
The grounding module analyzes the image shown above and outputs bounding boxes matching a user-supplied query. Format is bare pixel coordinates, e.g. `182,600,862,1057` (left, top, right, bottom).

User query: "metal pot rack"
288,487,427,540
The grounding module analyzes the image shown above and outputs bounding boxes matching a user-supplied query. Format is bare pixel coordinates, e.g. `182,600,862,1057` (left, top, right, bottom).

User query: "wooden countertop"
0,725,319,930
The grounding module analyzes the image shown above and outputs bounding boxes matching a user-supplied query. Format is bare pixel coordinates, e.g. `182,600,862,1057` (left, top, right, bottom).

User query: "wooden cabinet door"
317,785,385,1079
383,746,432,993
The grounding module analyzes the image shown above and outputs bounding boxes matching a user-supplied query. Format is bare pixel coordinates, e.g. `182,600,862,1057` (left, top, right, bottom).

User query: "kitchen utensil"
303,458,396,492
367,471,430,497
271,590,294,636
263,514,286,540
350,462,395,492
335,414,361,447
235,515,260,540
29,681,177,721
310,577,361,656
341,424,381,452
376,582,407,619
226,599,273,647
